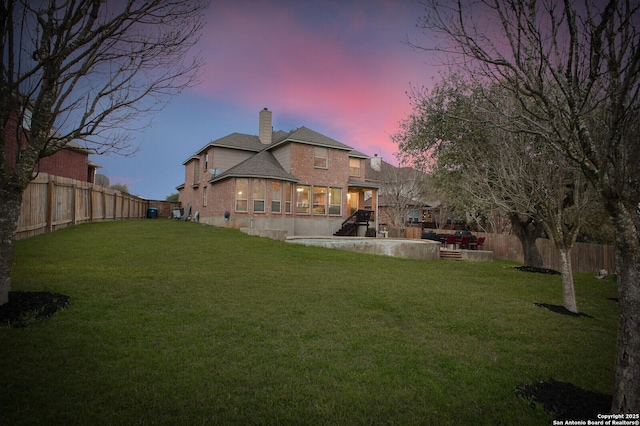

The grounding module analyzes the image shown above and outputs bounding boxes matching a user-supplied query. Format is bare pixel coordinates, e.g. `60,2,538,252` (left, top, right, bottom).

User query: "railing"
335,210,374,236
341,209,373,228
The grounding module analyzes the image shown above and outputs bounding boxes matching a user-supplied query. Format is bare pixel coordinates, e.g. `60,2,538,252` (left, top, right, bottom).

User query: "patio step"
440,249,463,260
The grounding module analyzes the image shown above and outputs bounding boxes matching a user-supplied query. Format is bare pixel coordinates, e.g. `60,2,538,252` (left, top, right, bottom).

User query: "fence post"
47,176,54,233
89,185,94,222
71,182,77,226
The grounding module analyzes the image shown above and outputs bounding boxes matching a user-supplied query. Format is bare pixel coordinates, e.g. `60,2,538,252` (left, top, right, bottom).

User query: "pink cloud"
193,1,433,164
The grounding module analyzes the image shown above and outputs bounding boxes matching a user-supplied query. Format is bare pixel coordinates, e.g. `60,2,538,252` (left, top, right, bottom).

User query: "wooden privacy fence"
16,173,152,240
404,227,616,274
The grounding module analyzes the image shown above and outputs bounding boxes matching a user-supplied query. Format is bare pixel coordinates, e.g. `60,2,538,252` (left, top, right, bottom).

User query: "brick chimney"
371,154,382,171
259,108,272,144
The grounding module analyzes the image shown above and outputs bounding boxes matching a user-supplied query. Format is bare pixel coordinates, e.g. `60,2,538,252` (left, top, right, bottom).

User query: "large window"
284,182,292,214
253,179,266,213
329,187,342,215
296,185,310,214
271,182,281,213
235,179,248,212
349,158,361,177
313,187,327,215
314,147,328,169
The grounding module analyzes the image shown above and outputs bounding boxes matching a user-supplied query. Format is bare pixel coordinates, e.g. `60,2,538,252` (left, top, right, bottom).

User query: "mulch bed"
515,265,609,419
515,265,561,275
516,378,612,420
0,291,70,328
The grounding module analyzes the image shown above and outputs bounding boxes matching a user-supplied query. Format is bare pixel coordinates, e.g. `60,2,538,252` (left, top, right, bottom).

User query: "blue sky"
93,0,439,200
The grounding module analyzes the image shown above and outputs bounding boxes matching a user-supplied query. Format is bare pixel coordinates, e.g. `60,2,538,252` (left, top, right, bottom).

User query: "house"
178,108,379,236
364,155,440,236
3,97,99,183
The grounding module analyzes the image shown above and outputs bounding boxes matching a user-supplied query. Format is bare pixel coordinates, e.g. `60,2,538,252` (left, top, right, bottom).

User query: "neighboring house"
178,108,379,236
364,156,439,235
4,98,99,183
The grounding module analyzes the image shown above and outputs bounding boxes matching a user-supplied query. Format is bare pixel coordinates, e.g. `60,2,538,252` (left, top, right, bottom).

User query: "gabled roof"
209,150,298,184
196,132,265,155
349,149,369,158
268,126,354,152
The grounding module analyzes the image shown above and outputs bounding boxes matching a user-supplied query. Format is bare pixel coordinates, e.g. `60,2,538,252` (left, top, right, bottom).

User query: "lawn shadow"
0,291,70,328
534,302,594,318
516,378,612,421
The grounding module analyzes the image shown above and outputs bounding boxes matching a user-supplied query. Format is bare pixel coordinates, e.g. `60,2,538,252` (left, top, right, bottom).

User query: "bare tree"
413,0,640,412
368,159,432,235
395,76,594,312
0,0,208,305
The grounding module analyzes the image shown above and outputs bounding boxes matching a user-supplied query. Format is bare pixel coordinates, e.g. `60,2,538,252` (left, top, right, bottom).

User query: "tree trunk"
510,214,544,267
557,246,578,313
610,204,640,413
0,186,24,306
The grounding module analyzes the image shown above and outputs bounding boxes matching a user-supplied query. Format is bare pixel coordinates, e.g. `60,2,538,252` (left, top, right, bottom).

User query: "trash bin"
147,208,158,219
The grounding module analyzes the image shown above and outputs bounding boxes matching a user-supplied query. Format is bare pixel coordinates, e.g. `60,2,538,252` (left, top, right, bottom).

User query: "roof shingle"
210,150,298,183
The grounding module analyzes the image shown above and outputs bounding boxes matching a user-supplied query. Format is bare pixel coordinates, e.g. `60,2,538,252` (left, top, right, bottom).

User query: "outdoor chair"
459,236,471,249
468,237,485,250
444,235,457,249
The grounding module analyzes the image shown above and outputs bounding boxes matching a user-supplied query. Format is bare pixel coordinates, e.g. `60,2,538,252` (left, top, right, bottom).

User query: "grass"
1,220,619,425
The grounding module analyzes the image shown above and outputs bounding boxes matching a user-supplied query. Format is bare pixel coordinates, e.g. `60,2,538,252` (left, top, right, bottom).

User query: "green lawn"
1,220,618,425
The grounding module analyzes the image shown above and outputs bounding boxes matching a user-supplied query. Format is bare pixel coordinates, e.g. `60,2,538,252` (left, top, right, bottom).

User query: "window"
193,159,200,185
329,187,342,215
408,209,420,223
22,108,32,131
203,186,208,207
253,179,266,212
204,153,208,170
284,182,292,214
271,182,281,213
296,185,310,214
313,187,327,215
235,179,248,212
314,147,328,168
349,158,361,177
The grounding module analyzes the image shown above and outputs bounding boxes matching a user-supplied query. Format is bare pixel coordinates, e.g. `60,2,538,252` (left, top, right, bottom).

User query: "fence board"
404,227,616,273
15,173,170,240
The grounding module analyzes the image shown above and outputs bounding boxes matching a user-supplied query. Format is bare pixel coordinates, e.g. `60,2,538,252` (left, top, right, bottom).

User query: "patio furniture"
468,237,485,250
459,236,471,249
444,235,457,249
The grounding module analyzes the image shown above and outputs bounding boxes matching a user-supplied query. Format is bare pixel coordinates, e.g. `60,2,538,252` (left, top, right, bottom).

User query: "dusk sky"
95,0,440,200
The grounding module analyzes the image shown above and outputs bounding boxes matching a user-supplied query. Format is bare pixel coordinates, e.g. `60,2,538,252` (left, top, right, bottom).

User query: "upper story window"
193,159,200,185
314,147,328,169
349,158,361,177
204,153,209,170
22,107,32,131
